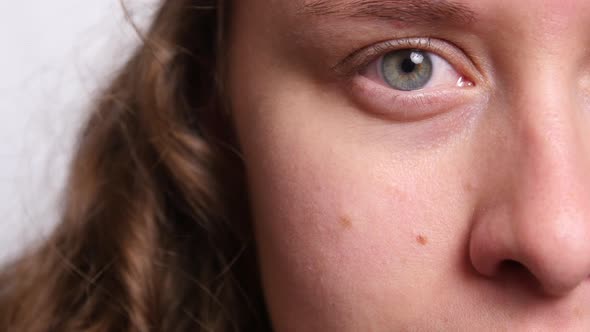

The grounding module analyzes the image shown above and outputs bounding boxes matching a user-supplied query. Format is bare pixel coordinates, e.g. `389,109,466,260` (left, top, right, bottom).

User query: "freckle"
339,216,352,229
416,235,428,246
387,185,409,201
463,182,475,193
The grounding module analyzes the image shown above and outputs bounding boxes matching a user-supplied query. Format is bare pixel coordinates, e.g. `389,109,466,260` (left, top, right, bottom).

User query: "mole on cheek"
416,235,428,246
339,215,353,229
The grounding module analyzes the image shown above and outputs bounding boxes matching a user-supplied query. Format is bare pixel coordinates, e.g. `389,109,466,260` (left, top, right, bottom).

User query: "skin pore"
228,0,590,330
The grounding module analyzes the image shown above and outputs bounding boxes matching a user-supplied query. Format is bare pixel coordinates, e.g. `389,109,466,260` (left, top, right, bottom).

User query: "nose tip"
469,206,590,296
524,221,590,296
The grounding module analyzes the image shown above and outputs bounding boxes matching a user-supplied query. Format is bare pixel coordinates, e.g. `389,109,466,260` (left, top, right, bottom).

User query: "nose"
468,78,590,296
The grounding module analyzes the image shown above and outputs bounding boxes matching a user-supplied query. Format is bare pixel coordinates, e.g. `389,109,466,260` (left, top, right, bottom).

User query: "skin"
227,0,590,330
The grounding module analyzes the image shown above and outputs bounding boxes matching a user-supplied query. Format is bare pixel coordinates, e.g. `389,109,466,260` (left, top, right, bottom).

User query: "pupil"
400,58,417,74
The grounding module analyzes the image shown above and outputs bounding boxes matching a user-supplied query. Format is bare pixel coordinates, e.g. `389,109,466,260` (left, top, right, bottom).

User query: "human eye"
369,49,469,91
335,38,483,121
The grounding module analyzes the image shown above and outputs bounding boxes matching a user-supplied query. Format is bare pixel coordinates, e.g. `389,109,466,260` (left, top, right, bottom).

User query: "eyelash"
334,37,481,120
334,37,470,80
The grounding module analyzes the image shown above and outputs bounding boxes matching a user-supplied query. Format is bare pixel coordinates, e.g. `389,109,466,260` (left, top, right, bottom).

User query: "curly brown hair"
0,1,271,331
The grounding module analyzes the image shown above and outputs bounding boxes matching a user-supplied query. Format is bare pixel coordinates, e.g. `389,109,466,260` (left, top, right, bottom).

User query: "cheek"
233,82,479,329
227,9,483,326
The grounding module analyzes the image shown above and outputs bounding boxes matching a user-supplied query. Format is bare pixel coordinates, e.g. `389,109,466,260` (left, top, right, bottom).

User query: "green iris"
381,50,433,91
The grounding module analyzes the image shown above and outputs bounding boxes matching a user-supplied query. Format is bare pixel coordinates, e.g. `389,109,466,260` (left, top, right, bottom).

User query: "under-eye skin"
336,38,482,121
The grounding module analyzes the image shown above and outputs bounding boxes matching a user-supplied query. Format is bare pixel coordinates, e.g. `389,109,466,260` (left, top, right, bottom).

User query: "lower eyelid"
348,75,480,121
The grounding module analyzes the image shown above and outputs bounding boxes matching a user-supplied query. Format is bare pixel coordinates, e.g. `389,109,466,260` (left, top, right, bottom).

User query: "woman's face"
228,0,590,329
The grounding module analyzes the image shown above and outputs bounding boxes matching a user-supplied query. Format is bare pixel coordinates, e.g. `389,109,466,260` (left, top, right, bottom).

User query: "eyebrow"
300,0,477,25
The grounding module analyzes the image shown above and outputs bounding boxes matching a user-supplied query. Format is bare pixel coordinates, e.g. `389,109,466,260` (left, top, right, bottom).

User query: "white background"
0,1,156,263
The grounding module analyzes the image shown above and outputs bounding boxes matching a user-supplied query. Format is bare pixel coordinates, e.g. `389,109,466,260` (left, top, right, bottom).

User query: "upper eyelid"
331,37,478,81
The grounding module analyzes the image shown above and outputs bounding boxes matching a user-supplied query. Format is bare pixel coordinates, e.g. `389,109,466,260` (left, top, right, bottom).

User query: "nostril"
496,259,541,292
498,259,525,273
497,259,531,278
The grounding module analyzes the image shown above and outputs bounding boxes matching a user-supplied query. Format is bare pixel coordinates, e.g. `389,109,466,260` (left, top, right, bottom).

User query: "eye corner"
456,76,475,88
